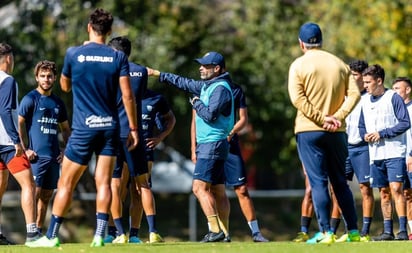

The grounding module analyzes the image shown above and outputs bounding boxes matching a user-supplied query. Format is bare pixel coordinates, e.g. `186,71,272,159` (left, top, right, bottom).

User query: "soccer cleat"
0,234,14,245
149,232,164,243
395,231,408,240
90,236,104,247
103,234,115,243
306,232,325,244
223,235,231,242
318,231,335,244
113,234,128,244
372,232,394,241
348,230,360,242
252,232,269,242
128,236,143,243
335,233,348,242
25,236,60,247
199,231,225,243
360,234,371,242
293,232,309,242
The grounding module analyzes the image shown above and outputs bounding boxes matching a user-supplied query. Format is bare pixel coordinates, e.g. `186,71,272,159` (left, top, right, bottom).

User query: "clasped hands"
323,115,341,132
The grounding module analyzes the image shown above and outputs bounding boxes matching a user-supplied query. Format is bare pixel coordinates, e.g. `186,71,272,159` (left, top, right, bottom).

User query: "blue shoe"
103,235,115,243
306,232,325,244
128,236,142,243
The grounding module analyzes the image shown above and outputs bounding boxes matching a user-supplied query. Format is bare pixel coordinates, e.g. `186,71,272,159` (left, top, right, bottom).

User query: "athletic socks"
399,216,407,232
113,218,125,235
95,213,109,238
46,215,64,239
361,217,372,235
248,220,260,235
300,216,312,233
129,227,139,237
146,215,157,233
383,219,393,234
330,218,341,234
107,225,117,237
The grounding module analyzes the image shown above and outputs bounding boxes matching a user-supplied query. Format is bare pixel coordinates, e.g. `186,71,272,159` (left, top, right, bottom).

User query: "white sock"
408,220,412,233
248,220,260,234
26,223,37,233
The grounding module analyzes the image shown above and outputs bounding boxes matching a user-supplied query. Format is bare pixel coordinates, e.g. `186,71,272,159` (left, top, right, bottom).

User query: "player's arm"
59,120,71,145
228,107,248,141
60,74,72,92
147,110,176,149
119,75,139,150
190,109,197,163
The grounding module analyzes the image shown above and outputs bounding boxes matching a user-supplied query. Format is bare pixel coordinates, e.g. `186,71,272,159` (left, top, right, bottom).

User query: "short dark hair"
362,64,385,82
34,60,57,76
89,8,113,36
108,36,131,57
349,60,368,73
392,76,412,87
0,43,12,56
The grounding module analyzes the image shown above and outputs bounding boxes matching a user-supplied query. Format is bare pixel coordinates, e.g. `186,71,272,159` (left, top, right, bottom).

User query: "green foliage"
1,0,412,189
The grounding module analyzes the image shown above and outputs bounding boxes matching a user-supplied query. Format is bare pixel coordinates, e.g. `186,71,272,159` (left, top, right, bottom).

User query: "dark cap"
195,51,225,68
299,22,322,44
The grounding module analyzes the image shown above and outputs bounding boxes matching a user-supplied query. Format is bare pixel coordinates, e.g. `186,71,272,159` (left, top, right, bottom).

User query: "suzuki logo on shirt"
77,55,113,63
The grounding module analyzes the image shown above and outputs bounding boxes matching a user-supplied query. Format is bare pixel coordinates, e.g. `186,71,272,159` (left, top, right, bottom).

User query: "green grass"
1,241,410,253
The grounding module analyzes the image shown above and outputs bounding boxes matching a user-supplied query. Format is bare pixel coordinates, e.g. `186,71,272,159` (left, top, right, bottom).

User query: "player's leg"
404,170,412,240
134,172,163,243
387,158,407,240
128,176,143,243
211,183,230,240
193,158,225,242
293,167,312,242
350,145,374,241
8,154,39,243
325,132,359,243
34,158,59,233
330,186,342,236
0,159,13,245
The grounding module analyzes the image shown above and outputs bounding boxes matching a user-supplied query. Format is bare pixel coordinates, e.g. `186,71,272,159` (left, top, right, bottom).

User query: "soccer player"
126,88,176,243
288,22,361,244
18,60,71,233
190,78,269,242
26,8,139,247
105,36,166,244
335,60,374,242
147,51,234,242
392,76,412,240
359,65,409,241
0,42,40,246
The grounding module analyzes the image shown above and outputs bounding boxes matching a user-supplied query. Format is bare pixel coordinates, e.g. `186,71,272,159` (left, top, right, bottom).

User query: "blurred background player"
392,76,412,240
126,88,176,243
335,60,374,242
18,60,71,233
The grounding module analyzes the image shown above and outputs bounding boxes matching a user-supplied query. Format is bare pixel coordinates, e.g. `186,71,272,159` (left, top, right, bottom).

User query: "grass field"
1,241,410,253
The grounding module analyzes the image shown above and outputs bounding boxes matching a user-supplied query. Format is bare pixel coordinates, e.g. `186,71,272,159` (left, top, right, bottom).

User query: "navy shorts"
114,138,148,178
370,157,405,188
31,156,60,189
65,129,119,165
346,144,370,184
224,141,247,187
194,158,225,185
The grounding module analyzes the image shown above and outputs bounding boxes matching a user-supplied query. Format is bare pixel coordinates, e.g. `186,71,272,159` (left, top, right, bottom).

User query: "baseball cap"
195,51,225,68
299,22,322,44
